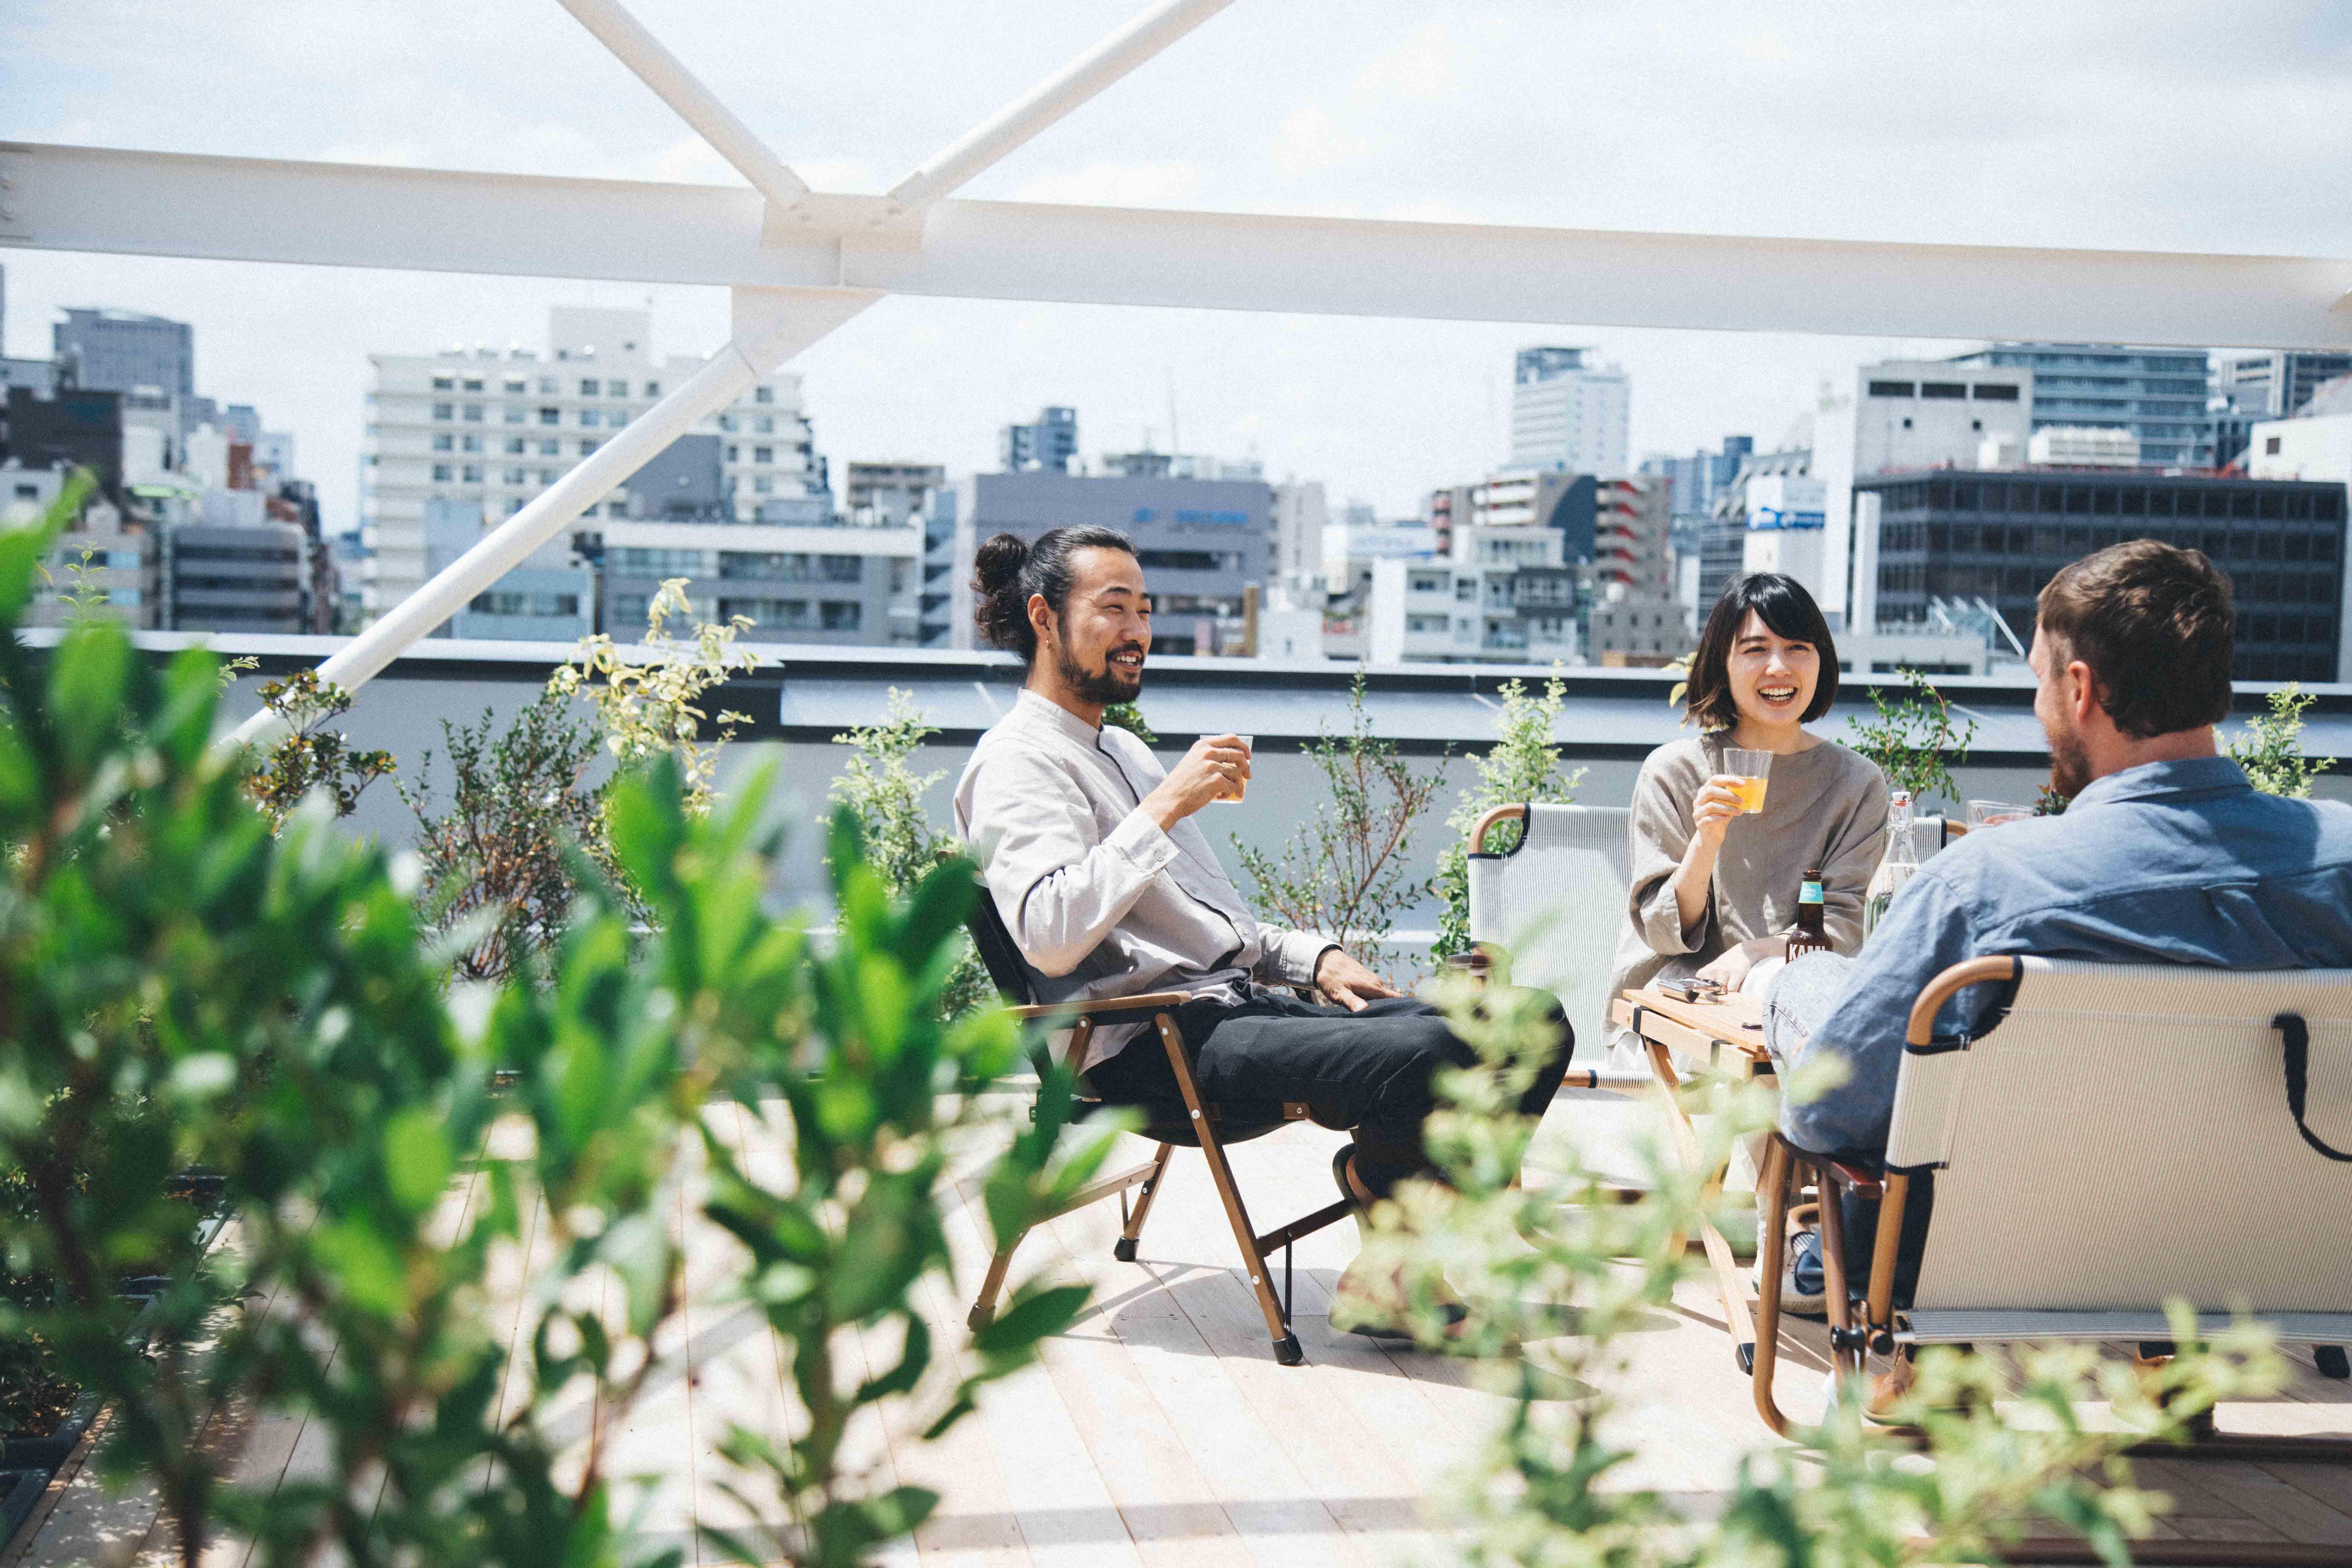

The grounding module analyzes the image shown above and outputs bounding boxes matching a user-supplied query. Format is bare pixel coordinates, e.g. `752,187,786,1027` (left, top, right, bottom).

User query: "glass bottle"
1864,789,1921,939
1786,867,1834,962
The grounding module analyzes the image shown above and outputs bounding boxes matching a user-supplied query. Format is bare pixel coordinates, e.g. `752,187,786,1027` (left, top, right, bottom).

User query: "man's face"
1042,547,1151,705
2030,628,2094,798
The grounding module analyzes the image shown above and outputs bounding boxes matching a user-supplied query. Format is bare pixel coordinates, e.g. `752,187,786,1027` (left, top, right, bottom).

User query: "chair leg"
1155,1013,1303,1367
1750,1136,1798,1436
968,1233,1021,1331
1816,1166,1862,1381
1113,1144,1175,1263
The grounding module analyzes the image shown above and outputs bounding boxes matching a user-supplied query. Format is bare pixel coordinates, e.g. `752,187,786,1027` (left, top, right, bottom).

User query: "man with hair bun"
954,525,1571,1337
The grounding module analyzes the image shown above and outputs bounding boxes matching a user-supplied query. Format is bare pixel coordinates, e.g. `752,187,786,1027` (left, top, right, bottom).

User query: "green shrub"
1845,666,1977,812
1430,671,1584,962
2226,682,2329,799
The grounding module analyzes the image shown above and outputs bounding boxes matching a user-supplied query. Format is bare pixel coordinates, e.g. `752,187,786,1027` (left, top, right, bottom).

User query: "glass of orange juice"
1723,747,1773,815
1211,734,1254,803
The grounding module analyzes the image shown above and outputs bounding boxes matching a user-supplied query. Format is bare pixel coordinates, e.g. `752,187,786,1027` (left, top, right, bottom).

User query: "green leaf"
45,620,135,773
382,1107,455,1214
971,1282,1089,1358
311,1218,410,1319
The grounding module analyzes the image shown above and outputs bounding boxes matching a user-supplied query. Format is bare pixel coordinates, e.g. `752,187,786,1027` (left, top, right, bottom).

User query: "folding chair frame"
963,991,1354,1367
1749,956,2352,1565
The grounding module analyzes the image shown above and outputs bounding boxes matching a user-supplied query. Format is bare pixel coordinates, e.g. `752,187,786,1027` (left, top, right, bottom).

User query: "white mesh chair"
1755,956,2352,1482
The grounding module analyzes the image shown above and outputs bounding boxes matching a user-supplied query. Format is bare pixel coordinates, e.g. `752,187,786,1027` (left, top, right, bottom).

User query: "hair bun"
973,533,1031,595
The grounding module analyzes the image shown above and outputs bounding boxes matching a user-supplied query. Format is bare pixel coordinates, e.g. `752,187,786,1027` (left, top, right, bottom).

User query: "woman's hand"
1690,774,1748,847
1696,934,1785,992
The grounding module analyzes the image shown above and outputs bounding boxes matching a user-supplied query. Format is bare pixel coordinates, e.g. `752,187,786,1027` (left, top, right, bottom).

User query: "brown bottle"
1785,867,1833,962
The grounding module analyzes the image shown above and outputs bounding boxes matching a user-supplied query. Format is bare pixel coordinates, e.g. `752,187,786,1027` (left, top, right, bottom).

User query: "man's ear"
1026,591,1055,649
2067,657,2104,724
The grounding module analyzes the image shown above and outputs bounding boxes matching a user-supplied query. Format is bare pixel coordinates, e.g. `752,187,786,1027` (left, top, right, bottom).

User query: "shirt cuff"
1267,931,1338,989
1106,807,1180,875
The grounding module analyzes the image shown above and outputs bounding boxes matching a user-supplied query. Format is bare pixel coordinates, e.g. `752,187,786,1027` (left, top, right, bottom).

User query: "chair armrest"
1006,991,1193,1021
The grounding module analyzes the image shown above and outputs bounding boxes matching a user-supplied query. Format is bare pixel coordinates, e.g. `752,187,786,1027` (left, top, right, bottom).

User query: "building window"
581,441,600,456
579,378,599,396
726,444,740,462
645,381,660,397
753,446,773,464
820,600,861,630
1868,380,1915,398
606,379,627,397
433,433,454,451
505,437,526,454
2267,436,2285,455
432,376,454,391
753,476,774,494
580,409,601,427
462,404,484,422
539,469,557,484
539,377,557,395
1921,381,1966,399
504,378,526,394
539,439,560,456
461,465,482,482
755,416,774,434
504,467,527,484
718,415,737,432
539,407,560,425
432,464,453,482
433,403,454,420
504,406,525,424
1972,383,2020,401
820,555,864,583
754,386,774,404
460,434,481,452
462,377,483,392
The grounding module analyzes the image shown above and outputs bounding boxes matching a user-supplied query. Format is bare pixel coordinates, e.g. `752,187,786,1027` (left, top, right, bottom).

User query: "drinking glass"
1965,799,2034,829
1722,747,1773,814
1211,733,1254,804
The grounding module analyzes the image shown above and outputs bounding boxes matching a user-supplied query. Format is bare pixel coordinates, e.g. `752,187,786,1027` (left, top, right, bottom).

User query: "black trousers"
1084,988,1574,1196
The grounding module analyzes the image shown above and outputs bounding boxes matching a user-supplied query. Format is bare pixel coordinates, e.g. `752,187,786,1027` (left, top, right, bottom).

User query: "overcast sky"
7,1,2351,531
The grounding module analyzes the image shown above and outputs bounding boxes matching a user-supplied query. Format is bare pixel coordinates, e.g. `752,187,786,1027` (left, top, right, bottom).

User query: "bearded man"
952,525,1571,1337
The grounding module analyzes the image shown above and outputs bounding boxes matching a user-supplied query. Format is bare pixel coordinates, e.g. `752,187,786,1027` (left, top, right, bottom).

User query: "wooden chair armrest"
1006,991,1193,1021
1770,1134,1883,1195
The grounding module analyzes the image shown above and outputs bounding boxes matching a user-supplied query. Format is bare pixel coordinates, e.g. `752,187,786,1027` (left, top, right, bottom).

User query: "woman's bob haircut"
1682,572,1840,731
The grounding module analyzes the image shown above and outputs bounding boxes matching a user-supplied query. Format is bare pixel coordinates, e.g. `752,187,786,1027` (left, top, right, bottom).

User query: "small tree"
1101,700,1156,744
241,667,396,827
826,688,993,1017
1236,672,1445,979
2226,682,2329,798
1844,666,1977,811
399,685,626,981
551,576,756,816
1431,671,1586,962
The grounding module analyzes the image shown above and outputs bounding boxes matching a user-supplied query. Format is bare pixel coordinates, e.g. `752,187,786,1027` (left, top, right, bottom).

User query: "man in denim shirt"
1764,540,2352,1315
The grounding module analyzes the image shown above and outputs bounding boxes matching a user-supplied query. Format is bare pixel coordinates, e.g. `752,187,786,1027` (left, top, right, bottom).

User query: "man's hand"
1142,735,1250,831
1696,933,1784,992
1315,947,1403,1012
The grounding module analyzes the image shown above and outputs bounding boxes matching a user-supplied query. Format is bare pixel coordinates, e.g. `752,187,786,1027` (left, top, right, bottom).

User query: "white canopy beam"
883,0,1235,213
7,141,2352,348
553,0,810,210
226,285,877,745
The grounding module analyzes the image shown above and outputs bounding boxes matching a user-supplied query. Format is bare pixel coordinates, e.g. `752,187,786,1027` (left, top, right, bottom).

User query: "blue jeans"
1763,952,1933,1305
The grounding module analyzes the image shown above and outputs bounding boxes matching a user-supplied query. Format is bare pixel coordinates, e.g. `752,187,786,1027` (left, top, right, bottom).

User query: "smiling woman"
1604,571,1889,1067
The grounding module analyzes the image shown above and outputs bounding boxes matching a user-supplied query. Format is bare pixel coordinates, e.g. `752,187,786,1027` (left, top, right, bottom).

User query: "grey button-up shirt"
953,689,1335,1068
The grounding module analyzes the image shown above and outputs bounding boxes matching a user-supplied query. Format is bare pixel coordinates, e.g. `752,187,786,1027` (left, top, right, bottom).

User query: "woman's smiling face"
1727,608,1819,728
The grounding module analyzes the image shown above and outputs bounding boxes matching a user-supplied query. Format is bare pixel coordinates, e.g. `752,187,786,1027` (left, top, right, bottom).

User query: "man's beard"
1057,642,1143,705
2046,713,2093,800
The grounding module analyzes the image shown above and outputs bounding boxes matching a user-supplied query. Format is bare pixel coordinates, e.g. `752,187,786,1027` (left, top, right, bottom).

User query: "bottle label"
1799,880,1824,904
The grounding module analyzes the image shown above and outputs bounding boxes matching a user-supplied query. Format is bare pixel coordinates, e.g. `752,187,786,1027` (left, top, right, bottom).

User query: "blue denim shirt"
1778,756,2352,1157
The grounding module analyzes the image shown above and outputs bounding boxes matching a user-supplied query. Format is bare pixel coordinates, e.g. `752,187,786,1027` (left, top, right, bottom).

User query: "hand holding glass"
1723,748,1773,814
1210,734,1254,804
1966,799,2033,829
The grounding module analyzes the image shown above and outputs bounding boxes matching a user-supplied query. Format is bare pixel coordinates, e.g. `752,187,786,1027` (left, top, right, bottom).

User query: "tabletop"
1609,986,1772,1067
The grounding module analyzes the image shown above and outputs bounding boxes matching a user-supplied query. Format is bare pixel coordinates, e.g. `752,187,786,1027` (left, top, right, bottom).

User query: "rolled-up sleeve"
965,750,1178,977
1628,760,1704,957
1254,928,1338,989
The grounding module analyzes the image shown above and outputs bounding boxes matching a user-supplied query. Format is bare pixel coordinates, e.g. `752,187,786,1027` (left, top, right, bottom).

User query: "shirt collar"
1012,687,1106,749
2068,755,2252,811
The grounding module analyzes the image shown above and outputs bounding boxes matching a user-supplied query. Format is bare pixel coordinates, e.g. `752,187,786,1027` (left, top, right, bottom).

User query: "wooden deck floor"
12,1091,2352,1566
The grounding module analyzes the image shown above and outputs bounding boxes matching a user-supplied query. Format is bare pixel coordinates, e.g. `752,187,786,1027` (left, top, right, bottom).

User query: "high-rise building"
360,306,824,628
999,406,1078,473
1860,469,2344,681
1508,346,1630,477
2213,351,2352,469
52,308,200,437
1699,446,1811,615
1947,342,2212,468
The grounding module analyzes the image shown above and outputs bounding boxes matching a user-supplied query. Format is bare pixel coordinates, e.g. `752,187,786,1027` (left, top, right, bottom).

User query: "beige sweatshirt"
1605,731,1888,1067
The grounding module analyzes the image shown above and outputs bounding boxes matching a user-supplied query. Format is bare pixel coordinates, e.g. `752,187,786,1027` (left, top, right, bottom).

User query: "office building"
952,468,1272,655
846,461,947,524
1509,347,1630,476
1587,476,1688,664
1271,479,1326,601
2213,351,2352,469
168,515,312,634
1429,468,1594,558
999,406,1078,473
361,306,822,625
1320,507,1435,661
1948,342,2212,468
1698,445,1811,616
838,462,959,648
2027,426,2139,468
1367,521,1575,666
52,308,198,436
1859,470,2346,681
1641,435,1754,530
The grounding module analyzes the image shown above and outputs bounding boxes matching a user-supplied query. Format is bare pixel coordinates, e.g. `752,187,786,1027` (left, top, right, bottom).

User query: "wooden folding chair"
1753,955,2352,1562
959,891,1355,1366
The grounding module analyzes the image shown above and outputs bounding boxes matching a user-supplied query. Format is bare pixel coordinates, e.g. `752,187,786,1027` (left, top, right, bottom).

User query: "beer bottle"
1785,867,1834,962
